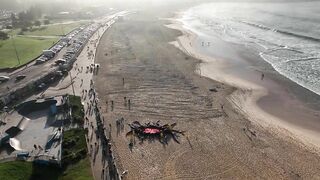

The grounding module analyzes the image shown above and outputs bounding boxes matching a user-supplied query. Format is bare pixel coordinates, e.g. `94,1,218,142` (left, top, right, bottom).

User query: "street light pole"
11,35,21,65
69,71,76,96
61,26,65,36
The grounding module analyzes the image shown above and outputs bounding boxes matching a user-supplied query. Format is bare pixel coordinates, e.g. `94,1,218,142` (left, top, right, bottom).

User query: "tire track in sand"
162,147,187,180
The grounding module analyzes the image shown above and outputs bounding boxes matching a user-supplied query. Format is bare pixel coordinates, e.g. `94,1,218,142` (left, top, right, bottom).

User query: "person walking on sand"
261,73,265,80
128,99,131,110
111,100,114,111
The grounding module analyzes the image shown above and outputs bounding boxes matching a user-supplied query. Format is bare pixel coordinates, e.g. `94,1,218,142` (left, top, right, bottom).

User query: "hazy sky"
2,0,305,11
0,0,203,11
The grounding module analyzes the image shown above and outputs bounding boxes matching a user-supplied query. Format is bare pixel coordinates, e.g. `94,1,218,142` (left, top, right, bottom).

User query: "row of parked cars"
35,42,68,65
55,24,101,67
35,26,87,65
36,24,100,90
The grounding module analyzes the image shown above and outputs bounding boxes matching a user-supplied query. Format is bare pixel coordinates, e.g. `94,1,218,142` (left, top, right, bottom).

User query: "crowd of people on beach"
68,23,132,180
74,37,124,179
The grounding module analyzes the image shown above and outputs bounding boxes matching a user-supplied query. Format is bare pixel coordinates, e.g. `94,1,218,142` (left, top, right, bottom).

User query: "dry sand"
94,11,320,179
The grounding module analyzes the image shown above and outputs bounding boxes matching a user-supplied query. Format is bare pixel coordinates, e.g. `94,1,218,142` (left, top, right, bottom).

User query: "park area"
0,21,88,69
22,21,88,37
0,36,58,68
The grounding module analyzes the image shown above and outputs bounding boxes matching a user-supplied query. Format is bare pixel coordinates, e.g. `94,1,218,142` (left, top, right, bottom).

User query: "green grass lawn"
0,36,58,68
0,161,33,179
24,22,88,36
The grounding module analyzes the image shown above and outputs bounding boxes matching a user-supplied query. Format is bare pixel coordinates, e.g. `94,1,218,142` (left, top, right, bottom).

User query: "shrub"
44,19,50,25
0,31,9,40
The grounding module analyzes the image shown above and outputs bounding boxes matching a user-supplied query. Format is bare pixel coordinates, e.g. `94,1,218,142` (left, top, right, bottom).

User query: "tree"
10,13,18,27
34,20,41,27
21,27,28,32
0,31,9,40
18,11,27,21
44,19,50,25
22,21,32,28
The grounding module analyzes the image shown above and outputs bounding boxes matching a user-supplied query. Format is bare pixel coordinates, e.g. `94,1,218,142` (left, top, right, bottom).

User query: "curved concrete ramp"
9,138,23,151
16,117,30,131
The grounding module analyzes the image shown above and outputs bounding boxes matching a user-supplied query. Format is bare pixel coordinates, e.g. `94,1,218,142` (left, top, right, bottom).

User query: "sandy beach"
93,9,320,179
167,14,320,149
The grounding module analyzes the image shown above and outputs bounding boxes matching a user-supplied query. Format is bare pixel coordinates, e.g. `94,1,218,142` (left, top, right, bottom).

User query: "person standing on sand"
261,73,265,80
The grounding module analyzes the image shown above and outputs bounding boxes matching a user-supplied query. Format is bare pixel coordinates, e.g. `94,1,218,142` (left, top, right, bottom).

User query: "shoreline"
166,15,320,150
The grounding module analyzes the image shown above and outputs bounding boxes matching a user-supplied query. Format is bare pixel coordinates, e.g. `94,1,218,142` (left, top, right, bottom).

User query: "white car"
35,59,46,64
0,76,10,82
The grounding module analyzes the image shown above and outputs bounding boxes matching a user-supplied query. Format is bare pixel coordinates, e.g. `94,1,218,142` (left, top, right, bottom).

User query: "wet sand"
168,15,320,148
94,10,320,179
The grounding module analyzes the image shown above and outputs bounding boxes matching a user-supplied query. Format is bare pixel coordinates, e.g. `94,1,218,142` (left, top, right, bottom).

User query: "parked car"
55,59,66,65
38,83,46,90
55,71,64,77
15,75,26,81
43,50,55,58
35,59,46,65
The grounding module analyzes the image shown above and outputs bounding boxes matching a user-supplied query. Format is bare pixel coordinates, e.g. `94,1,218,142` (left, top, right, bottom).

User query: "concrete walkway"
28,15,119,180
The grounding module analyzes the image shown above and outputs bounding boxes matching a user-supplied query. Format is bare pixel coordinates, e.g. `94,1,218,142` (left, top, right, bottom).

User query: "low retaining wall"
93,100,121,180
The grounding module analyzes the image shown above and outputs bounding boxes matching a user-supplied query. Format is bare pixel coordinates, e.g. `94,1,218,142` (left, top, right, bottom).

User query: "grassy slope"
60,128,92,180
0,36,58,68
69,95,85,124
24,22,88,36
60,157,93,180
63,128,87,155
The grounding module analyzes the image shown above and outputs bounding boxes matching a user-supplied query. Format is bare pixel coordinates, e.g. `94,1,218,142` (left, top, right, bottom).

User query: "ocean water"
181,1,320,95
